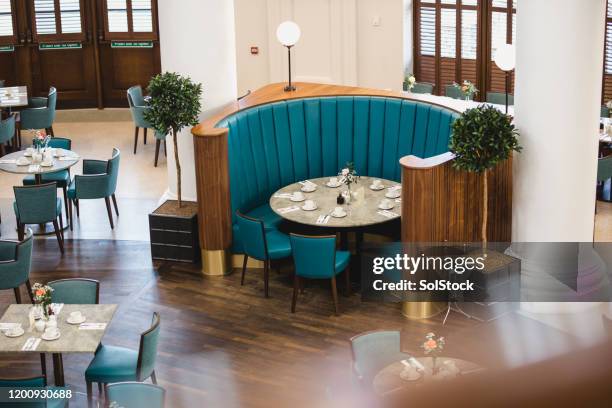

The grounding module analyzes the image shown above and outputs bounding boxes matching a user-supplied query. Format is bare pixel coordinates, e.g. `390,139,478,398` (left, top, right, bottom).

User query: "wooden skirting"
400,153,512,242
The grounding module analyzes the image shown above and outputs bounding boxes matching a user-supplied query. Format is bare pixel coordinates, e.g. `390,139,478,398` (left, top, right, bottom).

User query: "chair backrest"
445,84,467,100
0,230,33,290
487,92,514,106
601,105,609,118
48,278,100,304
350,330,404,382
47,87,57,111
290,234,337,279
14,183,58,224
0,376,48,408
0,114,15,144
235,212,268,260
47,137,71,150
107,148,120,194
412,82,435,94
106,382,166,408
598,154,612,182
137,312,161,381
127,85,146,107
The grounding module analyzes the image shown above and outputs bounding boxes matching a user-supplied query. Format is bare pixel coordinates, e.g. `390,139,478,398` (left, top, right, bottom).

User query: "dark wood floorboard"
0,239,581,408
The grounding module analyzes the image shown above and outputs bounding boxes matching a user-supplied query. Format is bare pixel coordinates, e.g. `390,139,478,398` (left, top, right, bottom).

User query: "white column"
512,0,608,314
157,0,238,202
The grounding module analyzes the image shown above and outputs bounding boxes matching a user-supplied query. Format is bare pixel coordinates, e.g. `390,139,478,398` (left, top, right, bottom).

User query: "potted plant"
145,72,203,263
449,105,521,246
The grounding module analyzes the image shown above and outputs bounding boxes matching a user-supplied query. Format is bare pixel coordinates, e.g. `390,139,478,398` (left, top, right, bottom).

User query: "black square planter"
149,200,200,263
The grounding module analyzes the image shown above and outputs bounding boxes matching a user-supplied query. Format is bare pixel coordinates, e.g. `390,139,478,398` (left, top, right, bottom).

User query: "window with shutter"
31,0,85,41
488,0,516,94
0,0,16,45
603,0,612,104
103,0,156,40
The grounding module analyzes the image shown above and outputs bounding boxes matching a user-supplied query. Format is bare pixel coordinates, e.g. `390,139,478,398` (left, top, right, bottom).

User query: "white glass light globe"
494,43,516,72
276,21,301,47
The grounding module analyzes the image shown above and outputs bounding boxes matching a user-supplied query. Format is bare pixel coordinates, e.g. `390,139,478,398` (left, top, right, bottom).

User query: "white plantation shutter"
488,0,516,94
604,1,612,103
132,0,152,32
105,0,155,38
33,0,84,37
0,0,14,39
107,0,128,32
59,0,82,34
34,0,56,35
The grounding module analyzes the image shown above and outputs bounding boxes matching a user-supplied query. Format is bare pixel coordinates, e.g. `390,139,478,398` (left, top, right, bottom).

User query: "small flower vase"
344,185,352,205
46,315,57,330
34,319,46,333
431,356,439,375
464,95,470,101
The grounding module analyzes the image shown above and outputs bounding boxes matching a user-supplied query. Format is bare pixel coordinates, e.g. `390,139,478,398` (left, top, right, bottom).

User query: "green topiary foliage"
144,72,203,207
449,105,521,173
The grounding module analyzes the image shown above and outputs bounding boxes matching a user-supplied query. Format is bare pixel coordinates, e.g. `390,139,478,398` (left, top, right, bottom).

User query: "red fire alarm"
250,46,259,55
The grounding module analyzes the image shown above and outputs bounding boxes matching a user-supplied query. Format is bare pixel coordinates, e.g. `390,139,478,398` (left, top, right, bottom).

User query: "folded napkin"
0,159,16,164
273,193,293,198
0,323,19,330
79,323,107,330
378,210,400,219
316,214,331,225
299,180,317,188
28,165,40,173
22,337,41,351
277,206,300,214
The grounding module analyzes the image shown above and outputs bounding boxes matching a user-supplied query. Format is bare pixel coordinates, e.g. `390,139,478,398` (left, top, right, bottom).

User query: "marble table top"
0,86,27,108
269,176,401,228
0,304,117,354
0,149,80,175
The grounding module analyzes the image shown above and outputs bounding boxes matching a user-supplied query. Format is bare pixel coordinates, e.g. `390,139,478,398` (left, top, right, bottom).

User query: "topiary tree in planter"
145,72,202,207
449,105,521,244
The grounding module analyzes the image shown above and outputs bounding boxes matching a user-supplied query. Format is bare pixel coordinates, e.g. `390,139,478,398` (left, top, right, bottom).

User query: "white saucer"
370,184,385,191
331,211,347,218
385,192,401,199
290,196,306,202
41,161,54,167
301,186,316,193
326,182,342,188
41,331,61,341
378,204,395,210
23,152,32,157
4,327,24,338
67,315,86,325
16,160,29,166
301,204,317,211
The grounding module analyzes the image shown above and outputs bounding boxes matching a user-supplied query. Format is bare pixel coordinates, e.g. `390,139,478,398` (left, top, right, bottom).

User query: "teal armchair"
0,229,33,303
14,183,64,254
412,82,435,94
487,92,514,106
236,211,292,298
349,330,411,385
48,278,100,304
20,87,57,141
289,234,350,315
128,85,155,155
0,376,67,407
601,105,610,118
598,155,612,183
106,382,166,408
0,113,15,155
23,137,72,220
68,148,120,230
86,312,161,407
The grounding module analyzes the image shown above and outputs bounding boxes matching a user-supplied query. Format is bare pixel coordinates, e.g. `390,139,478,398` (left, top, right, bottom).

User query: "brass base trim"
201,249,231,276
401,301,447,320
231,254,264,269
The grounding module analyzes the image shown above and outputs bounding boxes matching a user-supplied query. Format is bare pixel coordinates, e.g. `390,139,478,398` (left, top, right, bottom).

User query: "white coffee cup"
333,206,344,216
303,200,316,210
292,191,305,201
7,324,22,336
46,316,57,329
44,326,59,337
329,177,338,185
380,198,392,209
70,311,83,321
25,147,34,156
372,179,382,188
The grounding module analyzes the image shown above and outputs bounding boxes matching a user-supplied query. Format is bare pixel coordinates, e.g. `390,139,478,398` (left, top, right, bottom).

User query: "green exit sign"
0,45,14,52
111,41,154,49
39,42,82,50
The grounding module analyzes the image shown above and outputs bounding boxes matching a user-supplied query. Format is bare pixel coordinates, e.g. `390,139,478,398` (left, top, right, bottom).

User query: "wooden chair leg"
164,140,167,157
264,259,270,298
58,213,65,242
291,275,299,313
25,280,33,303
133,127,139,154
17,223,24,241
0,143,5,156
86,381,93,408
330,276,339,315
40,353,47,378
144,128,148,145
97,382,102,395
75,199,80,217
154,139,160,167
52,220,64,254
344,265,351,297
13,287,21,304
104,197,114,229
151,370,157,384
68,199,73,231
241,254,248,286
111,193,119,216
62,186,68,224
48,126,54,137
17,125,21,149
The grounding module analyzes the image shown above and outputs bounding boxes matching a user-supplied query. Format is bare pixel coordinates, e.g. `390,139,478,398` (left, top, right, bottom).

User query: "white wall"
235,0,407,95
158,0,238,202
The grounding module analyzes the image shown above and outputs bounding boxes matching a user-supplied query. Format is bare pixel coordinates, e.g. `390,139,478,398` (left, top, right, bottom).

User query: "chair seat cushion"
335,250,350,273
264,230,291,260
245,204,282,230
23,170,70,187
13,198,62,220
85,345,139,383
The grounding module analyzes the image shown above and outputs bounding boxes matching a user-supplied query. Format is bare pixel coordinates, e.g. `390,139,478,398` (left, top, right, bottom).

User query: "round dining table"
372,356,484,397
269,176,401,230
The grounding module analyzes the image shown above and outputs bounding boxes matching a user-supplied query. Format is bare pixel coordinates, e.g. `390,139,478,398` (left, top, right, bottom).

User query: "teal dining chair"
0,229,33,303
411,82,435,94
349,330,410,385
85,312,161,407
127,85,155,155
48,278,100,304
236,211,292,298
23,137,72,219
20,86,57,141
0,113,15,155
289,234,350,315
106,382,166,408
0,376,67,407
14,183,64,254
601,105,609,118
153,130,166,167
487,92,514,106
445,84,469,100
68,148,120,230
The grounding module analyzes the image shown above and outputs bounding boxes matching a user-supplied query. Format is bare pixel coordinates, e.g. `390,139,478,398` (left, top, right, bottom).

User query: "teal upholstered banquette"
214,96,459,252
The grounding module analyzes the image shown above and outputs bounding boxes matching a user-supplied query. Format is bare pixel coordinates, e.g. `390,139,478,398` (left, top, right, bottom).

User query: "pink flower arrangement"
422,332,445,355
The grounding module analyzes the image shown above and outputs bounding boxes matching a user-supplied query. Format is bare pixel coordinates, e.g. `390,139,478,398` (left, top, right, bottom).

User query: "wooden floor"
0,239,603,408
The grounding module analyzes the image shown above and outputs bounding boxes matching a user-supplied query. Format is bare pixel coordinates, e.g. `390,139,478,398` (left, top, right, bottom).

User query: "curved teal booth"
213,96,459,253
